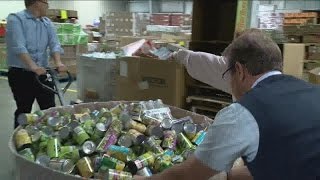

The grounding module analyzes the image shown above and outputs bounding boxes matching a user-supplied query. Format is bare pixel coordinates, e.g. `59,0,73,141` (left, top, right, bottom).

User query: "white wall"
0,1,25,20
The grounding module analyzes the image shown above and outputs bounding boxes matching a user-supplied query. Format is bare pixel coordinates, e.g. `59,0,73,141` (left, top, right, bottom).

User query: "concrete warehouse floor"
0,76,78,179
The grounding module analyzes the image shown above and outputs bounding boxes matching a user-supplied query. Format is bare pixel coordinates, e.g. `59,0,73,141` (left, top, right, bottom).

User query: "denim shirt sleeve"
6,14,28,55
44,18,63,55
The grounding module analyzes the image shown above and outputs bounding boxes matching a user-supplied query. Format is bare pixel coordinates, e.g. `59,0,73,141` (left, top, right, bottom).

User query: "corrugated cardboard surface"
283,43,304,78
115,57,186,108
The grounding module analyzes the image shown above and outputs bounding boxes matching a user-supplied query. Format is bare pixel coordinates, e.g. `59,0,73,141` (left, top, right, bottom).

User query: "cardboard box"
115,57,186,108
308,67,320,84
283,43,305,78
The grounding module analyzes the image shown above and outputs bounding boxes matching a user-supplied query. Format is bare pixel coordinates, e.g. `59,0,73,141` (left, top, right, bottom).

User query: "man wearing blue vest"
6,0,66,128
135,29,320,180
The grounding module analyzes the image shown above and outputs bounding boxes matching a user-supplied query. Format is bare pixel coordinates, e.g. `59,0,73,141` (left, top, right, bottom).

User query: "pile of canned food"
14,100,207,179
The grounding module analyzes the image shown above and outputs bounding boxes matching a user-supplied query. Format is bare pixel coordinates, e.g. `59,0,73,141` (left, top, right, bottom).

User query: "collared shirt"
176,50,283,172
5,9,62,69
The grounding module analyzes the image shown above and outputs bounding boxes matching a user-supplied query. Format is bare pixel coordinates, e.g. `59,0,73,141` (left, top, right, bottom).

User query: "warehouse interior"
1,0,320,179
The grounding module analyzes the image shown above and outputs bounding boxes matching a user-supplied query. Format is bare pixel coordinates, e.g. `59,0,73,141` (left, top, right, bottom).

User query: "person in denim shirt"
6,0,67,128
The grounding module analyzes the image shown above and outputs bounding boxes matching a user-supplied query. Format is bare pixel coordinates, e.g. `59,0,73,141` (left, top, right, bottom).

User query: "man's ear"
235,62,245,81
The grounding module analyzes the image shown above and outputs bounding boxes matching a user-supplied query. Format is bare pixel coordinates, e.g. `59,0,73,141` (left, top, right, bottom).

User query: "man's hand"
56,63,67,73
31,66,47,76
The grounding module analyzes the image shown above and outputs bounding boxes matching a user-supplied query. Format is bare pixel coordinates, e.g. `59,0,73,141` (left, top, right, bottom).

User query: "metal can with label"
98,107,109,118
15,129,32,150
172,155,184,164
47,137,61,158
47,116,61,129
137,167,153,177
73,126,90,145
49,159,75,174
128,129,146,145
67,120,80,130
76,157,94,178
58,126,70,140
144,136,164,154
154,156,173,173
35,154,50,167
100,155,125,171
177,133,195,150
117,133,133,148
92,155,103,172
161,118,174,130
110,103,126,116
83,119,95,136
191,130,207,146
110,119,123,132
141,114,162,126
183,123,197,140
102,169,133,180
41,126,54,136
18,148,35,162
60,146,80,163
90,110,100,120
82,141,96,155
127,151,155,174
96,129,119,152
17,113,39,126
126,120,146,133
25,125,41,143
162,130,177,150
106,145,133,162
145,125,163,138
92,123,107,141
181,148,195,160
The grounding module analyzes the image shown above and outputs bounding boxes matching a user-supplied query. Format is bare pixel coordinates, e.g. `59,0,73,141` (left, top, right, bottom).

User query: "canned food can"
60,146,80,163
130,103,144,115
82,141,96,155
127,151,155,174
17,113,39,126
106,169,133,180
58,126,70,140
161,118,174,130
131,145,146,156
171,123,184,134
41,126,54,136
92,155,103,172
107,145,132,162
162,130,177,150
47,117,61,129
18,148,35,162
49,159,75,174
110,104,126,116
97,129,119,152
172,155,184,164
35,154,50,167
141,114,161,126
98,111,113,124
154,156,173,172
145,136,164,154
98,108,109,119
78,113,91,123
83,119,95,135
76,157,94,178
92,123,107,140
25,125,41,143
73,126,90,145
191,130,207,146
183,123,197,140
117,134,133,148
137,167,153,177
177,133,195,150
110,119,123,132
145,125,163,138
128,129,146,145
47,137,61,158
67,120,80,130
163,149,174,157
100,155,125,171
127,120,146,133
15,129,32,150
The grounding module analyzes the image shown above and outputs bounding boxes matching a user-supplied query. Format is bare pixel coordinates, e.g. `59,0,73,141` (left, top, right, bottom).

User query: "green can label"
47,138,61,158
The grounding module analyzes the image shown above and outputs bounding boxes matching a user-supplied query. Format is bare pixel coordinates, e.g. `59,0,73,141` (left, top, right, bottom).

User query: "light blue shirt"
195,71,282,172
5,9,63,69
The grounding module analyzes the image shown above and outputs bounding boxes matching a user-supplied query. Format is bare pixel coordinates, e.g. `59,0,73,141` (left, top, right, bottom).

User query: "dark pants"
8,67,55,128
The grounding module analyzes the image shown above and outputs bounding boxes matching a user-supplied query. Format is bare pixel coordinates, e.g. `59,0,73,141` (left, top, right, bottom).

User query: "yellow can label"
26,114,38,124
15,129,32,149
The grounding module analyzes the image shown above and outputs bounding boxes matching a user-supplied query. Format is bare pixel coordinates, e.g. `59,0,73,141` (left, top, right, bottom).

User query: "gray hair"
222,29,283,76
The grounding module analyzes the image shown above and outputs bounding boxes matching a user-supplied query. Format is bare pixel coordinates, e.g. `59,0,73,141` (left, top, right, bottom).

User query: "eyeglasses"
38,0,48,5
221,65,235,80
